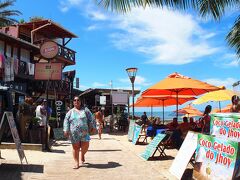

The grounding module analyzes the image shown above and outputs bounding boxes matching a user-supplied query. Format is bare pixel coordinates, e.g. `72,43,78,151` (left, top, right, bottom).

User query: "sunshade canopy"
177,104,202,116
193,88,238,105
142,72,220,118
133,96,196,107
142,72,221,96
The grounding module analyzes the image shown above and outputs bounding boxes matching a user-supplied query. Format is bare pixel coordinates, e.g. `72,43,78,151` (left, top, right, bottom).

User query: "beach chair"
150,133,171,158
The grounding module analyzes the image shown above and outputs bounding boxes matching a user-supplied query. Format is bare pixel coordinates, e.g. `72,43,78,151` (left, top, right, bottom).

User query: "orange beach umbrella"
133,95,196,123
142,72,221,118
177,104,202,117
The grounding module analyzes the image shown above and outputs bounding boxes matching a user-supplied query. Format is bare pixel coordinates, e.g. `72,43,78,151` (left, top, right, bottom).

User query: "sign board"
128,120,135,141
55,100,63,124
0,81,26,93
140,133,166,160
40,40,59,59
111,91,129,105
132,125,142,145
100,96,106,105
0,111,27,163
193,134,240,180
53,128,66,140
34,63,62,80
169,131,198,179
210,113,240,142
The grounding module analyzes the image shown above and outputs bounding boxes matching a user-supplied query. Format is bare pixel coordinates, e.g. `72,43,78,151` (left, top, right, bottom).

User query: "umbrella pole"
219,101,221,112
151,105,153,118
176,91,179,120
162,100,165,125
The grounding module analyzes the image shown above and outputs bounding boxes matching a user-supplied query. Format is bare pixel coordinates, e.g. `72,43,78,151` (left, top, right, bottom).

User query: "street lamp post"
126,68,138,119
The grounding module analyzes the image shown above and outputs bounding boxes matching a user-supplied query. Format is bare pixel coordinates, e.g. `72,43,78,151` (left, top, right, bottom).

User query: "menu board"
128,120,135,141
193,134,240,180
0,111,27,163
140,133,166,160
132,125,142,145
210,113,240,142
169,131,198,179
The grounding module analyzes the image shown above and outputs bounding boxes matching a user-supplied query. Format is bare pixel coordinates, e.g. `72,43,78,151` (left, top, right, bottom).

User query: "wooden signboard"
132,125,142,145
169,131,198,179
128,120,135,141
0,111,27,164
140,133,166,160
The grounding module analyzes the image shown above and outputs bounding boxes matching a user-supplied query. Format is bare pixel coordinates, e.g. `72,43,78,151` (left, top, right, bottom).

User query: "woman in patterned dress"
63,96,96,169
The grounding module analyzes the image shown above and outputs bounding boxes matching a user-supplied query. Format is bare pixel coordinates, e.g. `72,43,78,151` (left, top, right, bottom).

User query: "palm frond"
227,16,240,58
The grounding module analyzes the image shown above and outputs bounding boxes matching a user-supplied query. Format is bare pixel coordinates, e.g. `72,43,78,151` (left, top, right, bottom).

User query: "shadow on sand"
84,161,122,169
48,149,65,154
148,155,175,161
181,168,193,180
88,149,122,152
0,163,44,179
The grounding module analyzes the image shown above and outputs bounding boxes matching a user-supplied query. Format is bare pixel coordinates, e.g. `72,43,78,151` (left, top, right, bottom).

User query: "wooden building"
0,19,78,118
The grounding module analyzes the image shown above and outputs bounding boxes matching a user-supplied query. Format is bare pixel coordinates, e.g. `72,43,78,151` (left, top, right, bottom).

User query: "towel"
14,59,19,74
27,63,35,75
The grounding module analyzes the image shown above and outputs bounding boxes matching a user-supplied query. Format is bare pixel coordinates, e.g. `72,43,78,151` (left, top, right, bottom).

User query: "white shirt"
36,105,47,126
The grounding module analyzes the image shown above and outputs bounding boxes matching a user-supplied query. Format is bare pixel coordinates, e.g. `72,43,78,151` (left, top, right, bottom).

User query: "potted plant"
48,117,57,128
28,117,41,143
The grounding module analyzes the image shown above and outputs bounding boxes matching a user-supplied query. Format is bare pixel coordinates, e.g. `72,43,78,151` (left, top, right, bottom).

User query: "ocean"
135,111,201,123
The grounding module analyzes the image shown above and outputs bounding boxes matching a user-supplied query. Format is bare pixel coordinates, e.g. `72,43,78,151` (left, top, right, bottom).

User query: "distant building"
79,88,140,116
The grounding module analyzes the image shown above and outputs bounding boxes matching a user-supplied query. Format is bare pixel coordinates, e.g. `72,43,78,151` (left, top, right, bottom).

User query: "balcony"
31,80,71,96
57,44,76,65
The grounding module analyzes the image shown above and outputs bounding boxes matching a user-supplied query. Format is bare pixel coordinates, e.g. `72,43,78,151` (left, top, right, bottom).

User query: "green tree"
0,0,21,27
96,0,240,58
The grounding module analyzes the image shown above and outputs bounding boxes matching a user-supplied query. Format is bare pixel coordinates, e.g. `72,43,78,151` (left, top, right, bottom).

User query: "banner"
193,134,240,180
210,113,240,142
34,63,62,80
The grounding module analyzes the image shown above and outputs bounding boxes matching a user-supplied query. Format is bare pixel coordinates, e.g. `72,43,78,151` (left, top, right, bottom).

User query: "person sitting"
189,117,197,131
165,116,190,149
141,112,149,132
230,95,240,112
166,117,179,131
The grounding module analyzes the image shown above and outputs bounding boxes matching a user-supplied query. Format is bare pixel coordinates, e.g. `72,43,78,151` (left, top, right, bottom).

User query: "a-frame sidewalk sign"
0,111,28,164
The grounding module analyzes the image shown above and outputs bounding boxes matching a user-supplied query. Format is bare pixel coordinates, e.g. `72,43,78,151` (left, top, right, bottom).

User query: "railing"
58,44,76,63
32,80,71,94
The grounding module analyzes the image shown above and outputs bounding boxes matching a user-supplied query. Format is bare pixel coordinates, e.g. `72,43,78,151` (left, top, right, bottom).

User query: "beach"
0,132,188,180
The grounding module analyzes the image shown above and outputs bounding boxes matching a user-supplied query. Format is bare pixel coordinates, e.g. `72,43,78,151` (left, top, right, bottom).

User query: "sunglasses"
74,99,80,102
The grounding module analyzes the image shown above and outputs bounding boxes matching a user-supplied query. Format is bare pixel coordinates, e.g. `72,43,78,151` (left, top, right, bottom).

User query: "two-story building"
0,19,78,119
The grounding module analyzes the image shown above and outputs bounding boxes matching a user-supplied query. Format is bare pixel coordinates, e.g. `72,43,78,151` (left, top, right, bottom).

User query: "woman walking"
63,96,96,169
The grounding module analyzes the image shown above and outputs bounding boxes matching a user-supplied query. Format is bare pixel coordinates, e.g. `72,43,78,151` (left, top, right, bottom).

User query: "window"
20,48,30,62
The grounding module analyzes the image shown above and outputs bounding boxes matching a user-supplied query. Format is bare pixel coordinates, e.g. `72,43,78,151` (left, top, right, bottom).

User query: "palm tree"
96,0,240,58
0,0,21,27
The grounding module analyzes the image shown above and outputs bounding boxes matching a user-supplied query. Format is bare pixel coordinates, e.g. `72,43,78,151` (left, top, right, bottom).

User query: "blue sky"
13,0,239,112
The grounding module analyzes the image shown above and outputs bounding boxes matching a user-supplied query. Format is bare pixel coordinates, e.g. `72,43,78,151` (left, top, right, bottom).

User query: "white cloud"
119,75,151,86
217,53,239,67
109,8,219,65
204,78,237,89
86,25,98,31
92,82,107,87
88,11,108,21
59,0,82,12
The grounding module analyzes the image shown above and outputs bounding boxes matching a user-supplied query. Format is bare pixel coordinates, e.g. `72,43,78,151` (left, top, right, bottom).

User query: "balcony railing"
32,80,71,95
58,44,76,63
